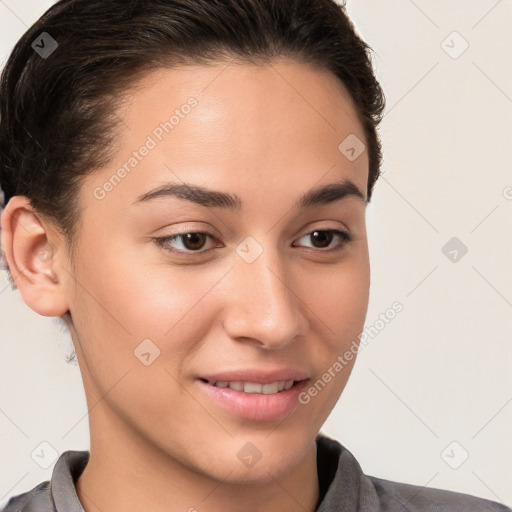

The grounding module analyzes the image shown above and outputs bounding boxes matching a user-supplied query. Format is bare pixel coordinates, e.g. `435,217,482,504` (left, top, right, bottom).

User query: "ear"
1,196,70,317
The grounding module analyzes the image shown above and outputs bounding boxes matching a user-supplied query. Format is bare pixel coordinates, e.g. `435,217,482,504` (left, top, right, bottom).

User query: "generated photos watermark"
93,96,198,200
298,301,403,405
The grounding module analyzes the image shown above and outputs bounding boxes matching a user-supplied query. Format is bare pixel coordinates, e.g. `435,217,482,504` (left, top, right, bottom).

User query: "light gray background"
0,0,511,508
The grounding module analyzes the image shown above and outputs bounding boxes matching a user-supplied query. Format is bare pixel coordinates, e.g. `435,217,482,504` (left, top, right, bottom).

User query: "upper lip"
199,368,310,384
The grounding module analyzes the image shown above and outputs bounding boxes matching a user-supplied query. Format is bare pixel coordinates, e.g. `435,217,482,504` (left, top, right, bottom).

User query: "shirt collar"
48,434,363,512
315,433,364,511
50,450,89,512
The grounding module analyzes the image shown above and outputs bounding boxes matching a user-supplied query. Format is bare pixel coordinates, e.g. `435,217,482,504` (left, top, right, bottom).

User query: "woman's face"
64,59,370,482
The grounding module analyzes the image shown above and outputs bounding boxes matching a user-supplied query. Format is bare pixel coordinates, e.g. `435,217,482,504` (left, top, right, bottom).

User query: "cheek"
67,249,193,379
300,251,370,340
308,263,369,407
67,253,220,430
73,240,218,340
298,248,369,398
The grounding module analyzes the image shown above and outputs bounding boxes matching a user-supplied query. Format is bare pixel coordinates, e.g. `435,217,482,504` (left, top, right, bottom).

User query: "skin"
1,58,370,512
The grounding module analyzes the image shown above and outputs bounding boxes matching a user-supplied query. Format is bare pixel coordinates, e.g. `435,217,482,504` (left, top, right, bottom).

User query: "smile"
198,377,309,422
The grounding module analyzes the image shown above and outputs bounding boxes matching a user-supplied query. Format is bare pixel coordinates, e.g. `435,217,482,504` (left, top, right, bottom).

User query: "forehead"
82,58,369,212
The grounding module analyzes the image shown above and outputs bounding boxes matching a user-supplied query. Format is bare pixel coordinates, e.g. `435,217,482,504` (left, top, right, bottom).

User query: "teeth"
262,382,279,394
212,380,295,394
244,382,262,393
229,381,244,391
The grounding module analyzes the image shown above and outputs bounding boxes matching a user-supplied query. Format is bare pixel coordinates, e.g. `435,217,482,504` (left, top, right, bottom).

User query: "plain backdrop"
0,0,511,508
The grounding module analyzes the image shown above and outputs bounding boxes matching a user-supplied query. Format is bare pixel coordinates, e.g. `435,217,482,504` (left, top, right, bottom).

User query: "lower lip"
198,380,309,422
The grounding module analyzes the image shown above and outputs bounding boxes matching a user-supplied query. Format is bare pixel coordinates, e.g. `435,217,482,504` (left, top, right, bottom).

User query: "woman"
0,1,509,511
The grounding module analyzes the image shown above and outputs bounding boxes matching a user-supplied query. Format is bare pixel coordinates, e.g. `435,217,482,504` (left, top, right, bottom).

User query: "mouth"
197,374,310,422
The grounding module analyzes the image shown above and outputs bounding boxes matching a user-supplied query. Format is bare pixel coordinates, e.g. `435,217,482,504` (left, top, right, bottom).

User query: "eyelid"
297,220,350,238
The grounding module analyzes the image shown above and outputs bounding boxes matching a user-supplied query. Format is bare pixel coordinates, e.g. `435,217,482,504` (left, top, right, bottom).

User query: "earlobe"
0,196,70,317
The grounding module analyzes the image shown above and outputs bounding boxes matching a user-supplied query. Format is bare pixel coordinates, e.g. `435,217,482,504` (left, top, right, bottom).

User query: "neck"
75,402,320,512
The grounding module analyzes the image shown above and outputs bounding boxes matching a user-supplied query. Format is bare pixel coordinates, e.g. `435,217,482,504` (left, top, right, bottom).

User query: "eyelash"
153,228,352,257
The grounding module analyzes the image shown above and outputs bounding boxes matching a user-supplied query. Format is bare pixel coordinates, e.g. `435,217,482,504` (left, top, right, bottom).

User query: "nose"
221,242,308,350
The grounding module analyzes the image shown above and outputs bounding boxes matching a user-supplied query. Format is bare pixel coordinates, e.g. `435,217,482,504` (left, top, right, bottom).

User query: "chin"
203,453,304,486
190,431,315,485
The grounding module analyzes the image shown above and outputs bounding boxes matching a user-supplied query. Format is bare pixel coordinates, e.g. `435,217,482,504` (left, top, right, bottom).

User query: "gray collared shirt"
1,434,510,511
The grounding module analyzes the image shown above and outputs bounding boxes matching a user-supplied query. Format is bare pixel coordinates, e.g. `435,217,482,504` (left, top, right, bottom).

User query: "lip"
199,368,310,385
197,368,310,422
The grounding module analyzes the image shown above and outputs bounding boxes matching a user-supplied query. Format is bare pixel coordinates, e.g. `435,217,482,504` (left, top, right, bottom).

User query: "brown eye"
309,230,334,248
292,229,351,251
154,231,217,255
179,232,208,251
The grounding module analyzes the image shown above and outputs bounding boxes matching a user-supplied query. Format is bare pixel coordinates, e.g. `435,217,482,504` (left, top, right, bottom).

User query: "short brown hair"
0,0,385,261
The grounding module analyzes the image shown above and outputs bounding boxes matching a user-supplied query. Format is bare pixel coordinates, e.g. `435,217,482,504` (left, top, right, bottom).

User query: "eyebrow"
132,178,365,211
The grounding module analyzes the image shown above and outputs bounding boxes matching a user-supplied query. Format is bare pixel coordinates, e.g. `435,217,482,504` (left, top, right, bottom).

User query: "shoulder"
0,481,54,512
366,475,511,512
316,433,510,512
1,449,89,512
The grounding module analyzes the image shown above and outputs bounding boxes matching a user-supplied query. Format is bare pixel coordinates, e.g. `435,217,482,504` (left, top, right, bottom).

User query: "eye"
153,231,218,255
292,229,352,252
